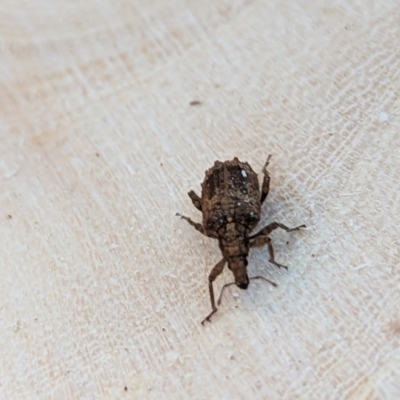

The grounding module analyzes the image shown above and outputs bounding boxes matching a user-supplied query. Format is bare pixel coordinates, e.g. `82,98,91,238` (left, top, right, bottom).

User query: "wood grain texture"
1,0,400,399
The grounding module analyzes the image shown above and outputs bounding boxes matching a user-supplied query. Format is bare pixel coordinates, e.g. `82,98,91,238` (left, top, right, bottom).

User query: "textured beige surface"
1,0,400,399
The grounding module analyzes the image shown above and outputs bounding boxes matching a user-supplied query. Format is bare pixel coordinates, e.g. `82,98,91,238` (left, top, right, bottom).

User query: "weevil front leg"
260,154,272,205
201,258,226,325
216,276,277,306
188,190,202,211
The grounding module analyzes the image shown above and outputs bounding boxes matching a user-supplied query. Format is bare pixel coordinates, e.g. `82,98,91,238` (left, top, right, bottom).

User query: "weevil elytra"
176,156,306,324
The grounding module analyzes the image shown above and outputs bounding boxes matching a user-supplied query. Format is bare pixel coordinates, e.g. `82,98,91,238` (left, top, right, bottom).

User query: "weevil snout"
229,257,249,289
236,279,249,290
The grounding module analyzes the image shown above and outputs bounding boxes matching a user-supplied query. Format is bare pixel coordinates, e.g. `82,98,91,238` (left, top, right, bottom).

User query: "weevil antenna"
217,276,277,306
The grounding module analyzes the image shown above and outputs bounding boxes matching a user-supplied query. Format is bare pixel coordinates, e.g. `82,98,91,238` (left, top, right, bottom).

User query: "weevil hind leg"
201,258,226,325
188,190,202,211
175,213,208,236
260,155,272,205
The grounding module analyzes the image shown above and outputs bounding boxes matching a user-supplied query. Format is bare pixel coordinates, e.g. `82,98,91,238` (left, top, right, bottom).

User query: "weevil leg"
250,223,306,270
175,213,207,236
217,276,277,306
188,190,202,211
250,235,289,269
250,221,306,239
260,155,272,205
217,282,236,305
201,258,226,325
250,276,278,287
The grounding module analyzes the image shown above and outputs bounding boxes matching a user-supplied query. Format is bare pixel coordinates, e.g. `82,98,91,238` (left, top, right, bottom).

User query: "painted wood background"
1,0,399,399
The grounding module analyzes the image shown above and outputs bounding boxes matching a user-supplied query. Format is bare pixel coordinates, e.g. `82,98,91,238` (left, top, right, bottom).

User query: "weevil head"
228,257,249,289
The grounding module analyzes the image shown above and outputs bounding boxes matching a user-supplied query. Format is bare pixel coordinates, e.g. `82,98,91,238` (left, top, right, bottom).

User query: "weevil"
176,156,306,324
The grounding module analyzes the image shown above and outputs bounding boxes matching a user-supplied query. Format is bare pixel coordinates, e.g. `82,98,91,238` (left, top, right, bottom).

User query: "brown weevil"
176,156,306,324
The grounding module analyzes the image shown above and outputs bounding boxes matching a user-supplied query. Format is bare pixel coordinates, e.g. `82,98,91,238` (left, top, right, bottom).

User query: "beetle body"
201,158,261,288
177,156,306,324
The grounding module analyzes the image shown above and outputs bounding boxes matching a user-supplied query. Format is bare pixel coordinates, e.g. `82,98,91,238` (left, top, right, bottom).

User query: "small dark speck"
328,133,334,136
35,318,38,321
7,214,12,219
95,153,100,157
312,254,315,257
124,386,128,392
189,100,202,106
162,328,165,331
286,241,289,245
160,163,163,166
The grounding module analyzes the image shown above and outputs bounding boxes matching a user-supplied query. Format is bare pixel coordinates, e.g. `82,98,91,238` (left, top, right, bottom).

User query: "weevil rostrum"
176,156,306,324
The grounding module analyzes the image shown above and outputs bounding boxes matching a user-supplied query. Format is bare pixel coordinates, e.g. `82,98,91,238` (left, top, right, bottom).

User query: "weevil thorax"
218,222,249,257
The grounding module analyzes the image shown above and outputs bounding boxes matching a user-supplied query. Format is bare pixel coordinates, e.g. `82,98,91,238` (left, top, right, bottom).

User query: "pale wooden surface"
1,1,400,399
